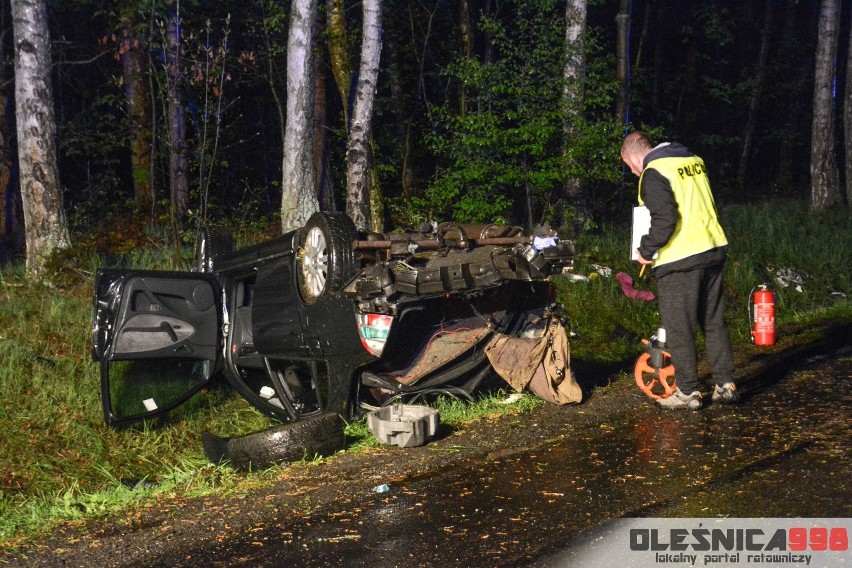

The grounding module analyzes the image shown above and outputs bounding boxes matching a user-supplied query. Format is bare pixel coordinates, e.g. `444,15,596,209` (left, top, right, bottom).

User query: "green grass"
0,199,849,552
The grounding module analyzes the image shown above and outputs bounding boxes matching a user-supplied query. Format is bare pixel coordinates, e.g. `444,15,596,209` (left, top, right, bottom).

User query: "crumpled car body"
92,212,574,427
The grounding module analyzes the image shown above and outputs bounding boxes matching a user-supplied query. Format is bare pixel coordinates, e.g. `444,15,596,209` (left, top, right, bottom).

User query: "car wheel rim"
302,226,328,298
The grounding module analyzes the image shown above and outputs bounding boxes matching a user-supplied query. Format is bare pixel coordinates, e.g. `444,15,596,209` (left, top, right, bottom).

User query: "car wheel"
297,212,358,304
195,226,235,273
201,412,345,472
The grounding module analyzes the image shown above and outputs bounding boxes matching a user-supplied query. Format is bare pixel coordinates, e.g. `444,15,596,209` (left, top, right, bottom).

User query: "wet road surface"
150,346,850,567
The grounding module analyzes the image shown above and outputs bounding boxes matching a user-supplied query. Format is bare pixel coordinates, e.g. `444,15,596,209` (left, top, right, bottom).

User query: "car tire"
202,412,345,472
297,211,358,304
195,226,235,273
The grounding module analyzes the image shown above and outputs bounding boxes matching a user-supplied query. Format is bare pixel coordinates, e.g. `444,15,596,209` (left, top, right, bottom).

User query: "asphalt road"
144,345,851,567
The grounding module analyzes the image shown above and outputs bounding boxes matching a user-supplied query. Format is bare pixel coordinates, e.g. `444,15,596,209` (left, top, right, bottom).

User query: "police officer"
621,131,739,409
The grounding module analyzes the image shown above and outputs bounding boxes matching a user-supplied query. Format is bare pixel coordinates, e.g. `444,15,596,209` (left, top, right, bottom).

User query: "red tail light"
357,313,394,357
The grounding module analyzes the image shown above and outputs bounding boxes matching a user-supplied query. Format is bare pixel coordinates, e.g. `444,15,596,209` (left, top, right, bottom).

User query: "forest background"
1,0,850,278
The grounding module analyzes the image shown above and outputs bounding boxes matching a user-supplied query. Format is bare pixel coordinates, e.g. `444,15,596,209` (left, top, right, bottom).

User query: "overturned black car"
92,212,575,452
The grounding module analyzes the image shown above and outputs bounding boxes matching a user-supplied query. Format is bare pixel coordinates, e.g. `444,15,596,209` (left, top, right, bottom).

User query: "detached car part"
201,412,345,472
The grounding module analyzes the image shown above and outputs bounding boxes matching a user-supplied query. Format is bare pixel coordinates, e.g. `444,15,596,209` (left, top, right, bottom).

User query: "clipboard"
631,206,658,261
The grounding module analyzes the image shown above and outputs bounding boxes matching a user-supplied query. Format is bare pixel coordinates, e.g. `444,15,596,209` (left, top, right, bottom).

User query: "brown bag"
485,317,582,405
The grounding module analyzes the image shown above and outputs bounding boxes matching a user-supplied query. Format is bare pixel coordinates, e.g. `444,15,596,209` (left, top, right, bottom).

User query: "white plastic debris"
775,267,806,293
592,264,613,277
499,392,525,405
533,236,559,250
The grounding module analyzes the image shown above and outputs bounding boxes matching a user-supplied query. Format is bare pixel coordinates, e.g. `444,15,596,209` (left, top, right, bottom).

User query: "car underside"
93,212,575,429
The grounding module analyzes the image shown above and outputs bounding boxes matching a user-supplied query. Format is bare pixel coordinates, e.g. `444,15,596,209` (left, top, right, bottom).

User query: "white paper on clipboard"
631,206,658,261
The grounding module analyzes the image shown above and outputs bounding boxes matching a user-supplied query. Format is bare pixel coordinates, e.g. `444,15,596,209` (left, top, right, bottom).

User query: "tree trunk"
345,0,382,232
121,2,154,218
165,9,189,227
261,1,286,161
399,1,440,199
810,0,841,212
458,0,473,116
562,0,587,206
650,6,663,124
369,140,384,232
484,0,494,65
675,38,697,134
0,28,17,250
615,0,630,126
774,0,799,189
11,0,70,278
845,3,852,207
314,34,335,211
385,30,413,197
633,0,652,68
736,0,772,188
326,0,351,126
281,0,319,233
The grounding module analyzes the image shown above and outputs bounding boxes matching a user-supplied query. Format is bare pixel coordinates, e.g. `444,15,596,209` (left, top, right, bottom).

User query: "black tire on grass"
201,412,345,472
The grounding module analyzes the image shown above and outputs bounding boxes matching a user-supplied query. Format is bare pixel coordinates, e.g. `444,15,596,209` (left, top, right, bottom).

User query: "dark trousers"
656,263,735,393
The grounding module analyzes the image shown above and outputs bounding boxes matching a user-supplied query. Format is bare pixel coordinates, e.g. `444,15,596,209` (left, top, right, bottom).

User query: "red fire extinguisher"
750,284,776,346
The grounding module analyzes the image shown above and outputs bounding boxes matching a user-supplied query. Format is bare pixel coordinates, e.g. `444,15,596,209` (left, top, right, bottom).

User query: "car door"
93,269,221,427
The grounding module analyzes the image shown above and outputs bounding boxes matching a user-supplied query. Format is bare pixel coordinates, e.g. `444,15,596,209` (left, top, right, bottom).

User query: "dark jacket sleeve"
638,168,679,261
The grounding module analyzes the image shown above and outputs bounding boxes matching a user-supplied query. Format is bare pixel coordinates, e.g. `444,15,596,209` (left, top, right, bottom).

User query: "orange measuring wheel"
634,351,676,399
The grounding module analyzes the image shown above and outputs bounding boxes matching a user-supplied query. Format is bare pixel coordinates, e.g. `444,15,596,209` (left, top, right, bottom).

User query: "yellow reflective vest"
638,155,728,267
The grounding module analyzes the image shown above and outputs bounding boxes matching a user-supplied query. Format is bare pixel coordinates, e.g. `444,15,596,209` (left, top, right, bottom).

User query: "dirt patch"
3,320,848,568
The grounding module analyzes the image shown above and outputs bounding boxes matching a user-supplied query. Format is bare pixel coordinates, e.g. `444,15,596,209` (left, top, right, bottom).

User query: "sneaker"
712,382,740,403
656,388,703,410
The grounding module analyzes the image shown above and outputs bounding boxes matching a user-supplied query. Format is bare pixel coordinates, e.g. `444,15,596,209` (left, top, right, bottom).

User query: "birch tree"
562,0,587,206
345,0,382,231
810,0,841,211
280,0,319,233
11,0,70,278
